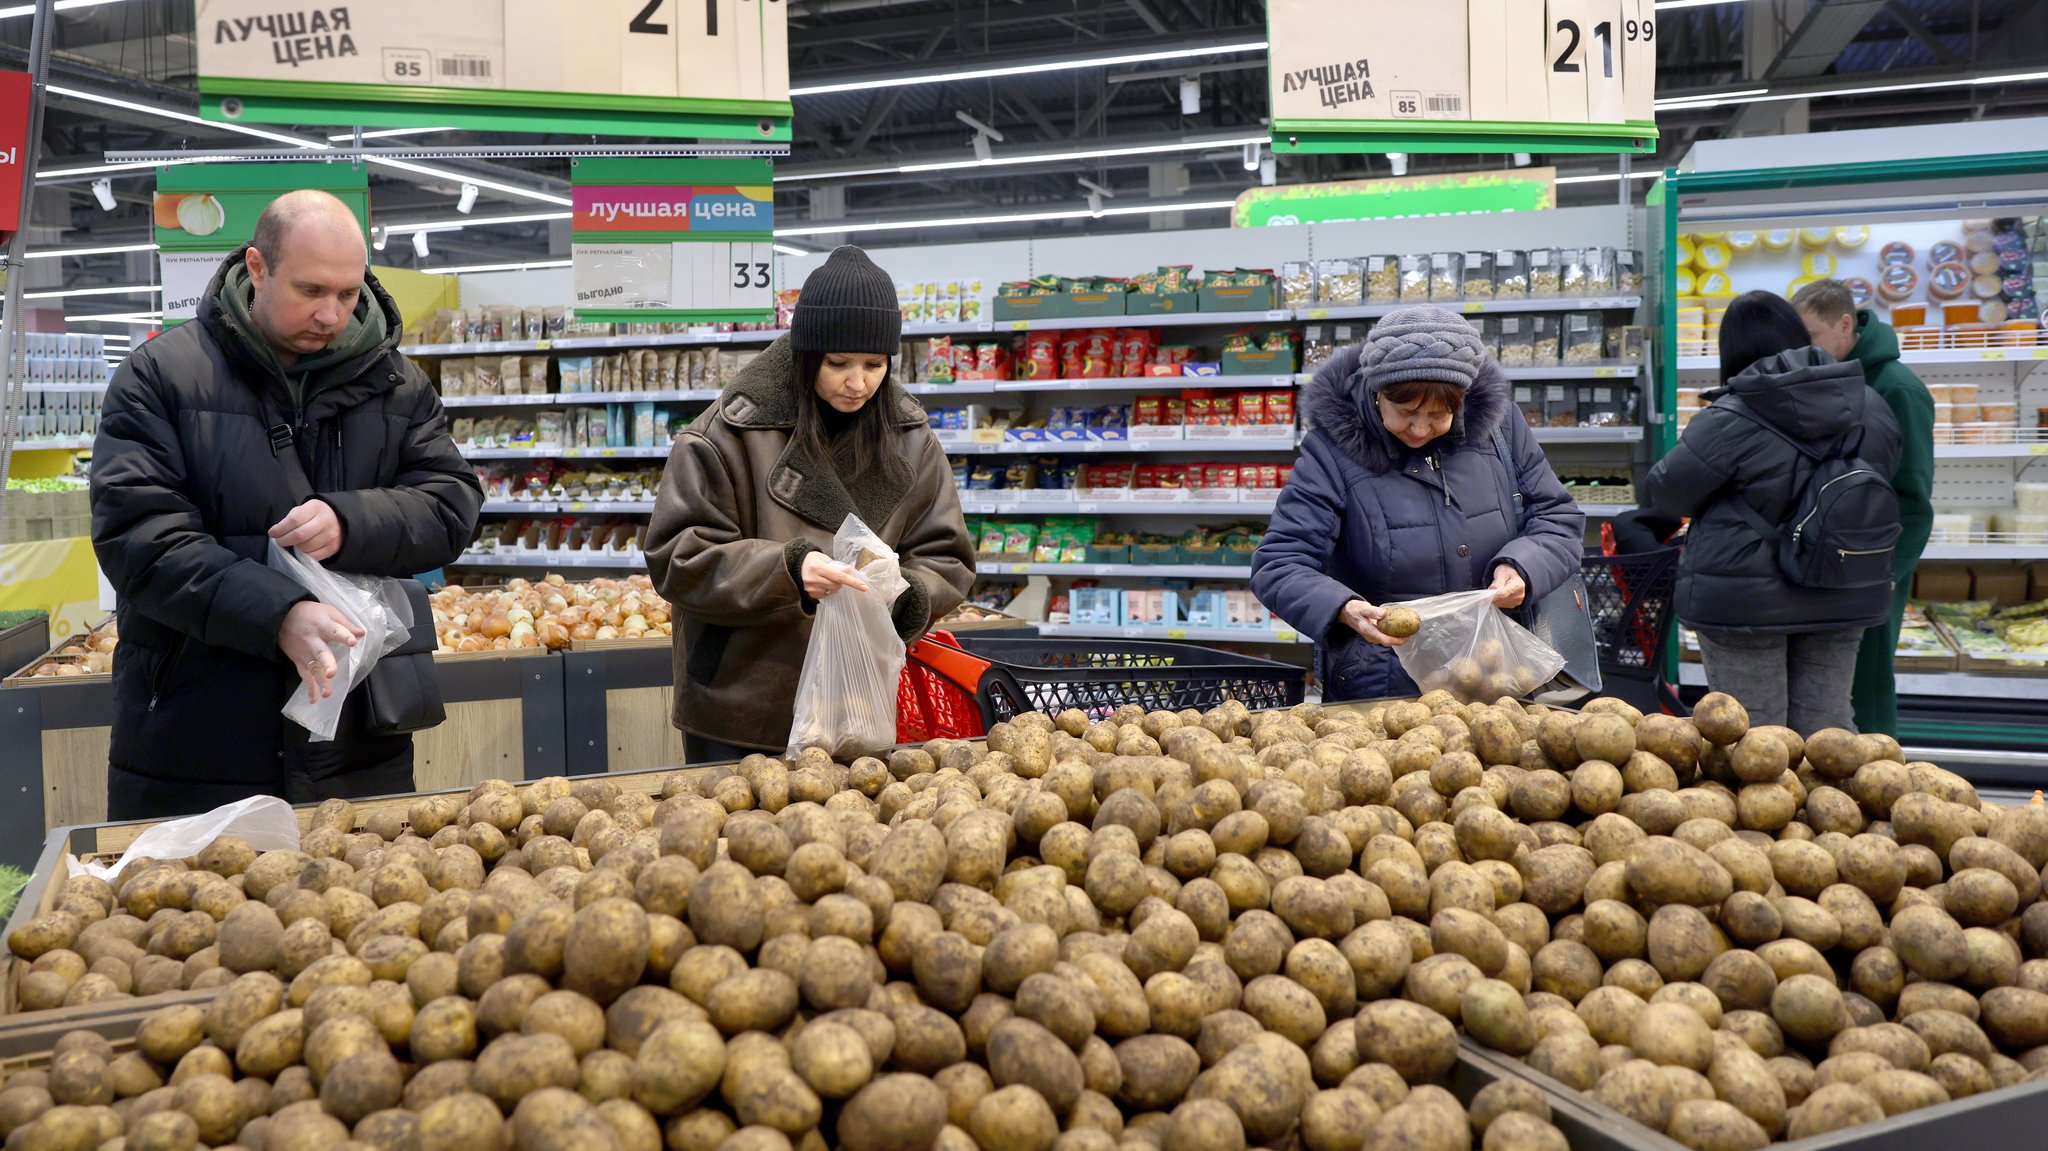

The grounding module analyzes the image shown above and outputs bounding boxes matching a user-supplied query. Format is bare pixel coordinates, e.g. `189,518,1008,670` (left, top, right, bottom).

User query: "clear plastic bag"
1389,589,1566,703
267,542,414,741
72,795,300,881
786,515,911,761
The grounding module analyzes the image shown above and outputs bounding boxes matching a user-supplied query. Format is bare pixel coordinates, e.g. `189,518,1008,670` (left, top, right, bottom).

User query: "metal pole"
1618,153,1632,209
0,0,59,526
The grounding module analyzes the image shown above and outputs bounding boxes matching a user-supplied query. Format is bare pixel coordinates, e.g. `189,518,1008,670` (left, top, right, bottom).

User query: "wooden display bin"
0,650,567,867
562,644,688,776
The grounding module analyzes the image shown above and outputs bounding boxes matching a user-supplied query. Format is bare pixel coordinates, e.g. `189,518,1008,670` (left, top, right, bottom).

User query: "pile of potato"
2,690,2041,1151
432,574,672,653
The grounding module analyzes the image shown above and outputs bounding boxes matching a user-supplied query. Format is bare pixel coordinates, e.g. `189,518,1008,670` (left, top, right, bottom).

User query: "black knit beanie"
791,245,901,355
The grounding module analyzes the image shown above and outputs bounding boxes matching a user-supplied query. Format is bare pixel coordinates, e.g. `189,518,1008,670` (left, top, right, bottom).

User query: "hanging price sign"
1267,0,1657,155
194,0,790,142
570,158,774,323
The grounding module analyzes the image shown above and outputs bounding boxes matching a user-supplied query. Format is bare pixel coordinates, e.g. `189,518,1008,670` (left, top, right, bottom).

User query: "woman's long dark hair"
1718,291,1813,385
791,350,910,488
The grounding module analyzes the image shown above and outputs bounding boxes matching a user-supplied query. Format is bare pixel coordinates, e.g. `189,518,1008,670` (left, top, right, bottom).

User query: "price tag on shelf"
2028,445,2048,456
1010,321,1031,332
1984,349,2009,361
597,448,620,457
534,340,551,350
1462,302,1485,315
2033,348,2048,360
1307,308,1330,320
1265,311,1292,322
1276,630,1299,642
1002,564,1029,575
1594,366,1618,378
1167,629,1188,640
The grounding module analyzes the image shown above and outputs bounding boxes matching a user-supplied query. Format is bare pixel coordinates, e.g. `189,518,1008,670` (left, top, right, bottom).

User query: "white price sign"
197,0,788,107
572,241,774,315
159,251,231,325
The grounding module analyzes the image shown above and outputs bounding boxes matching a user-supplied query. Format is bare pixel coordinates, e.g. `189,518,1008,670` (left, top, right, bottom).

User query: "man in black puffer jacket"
91,190,481,819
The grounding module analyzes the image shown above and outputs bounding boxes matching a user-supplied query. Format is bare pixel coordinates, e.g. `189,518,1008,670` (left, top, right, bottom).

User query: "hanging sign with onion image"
153,193,226,238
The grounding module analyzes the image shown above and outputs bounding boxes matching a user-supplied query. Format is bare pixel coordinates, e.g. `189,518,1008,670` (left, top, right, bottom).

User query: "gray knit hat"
1361,305,1488,391
791,245,902,355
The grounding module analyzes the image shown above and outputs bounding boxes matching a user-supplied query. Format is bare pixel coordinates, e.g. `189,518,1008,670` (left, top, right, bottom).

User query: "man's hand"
270,499,344,562
1489,564,1528,609
279,600,364,705
1339,599,1407,647
802,551,871,599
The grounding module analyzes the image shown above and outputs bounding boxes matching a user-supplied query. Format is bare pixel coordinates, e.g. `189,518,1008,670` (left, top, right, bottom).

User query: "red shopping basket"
898,630,990,741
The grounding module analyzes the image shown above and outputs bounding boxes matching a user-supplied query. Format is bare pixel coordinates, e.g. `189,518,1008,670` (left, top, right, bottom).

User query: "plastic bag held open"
267,541,415,741
1389,589,1567,703
787,515,911,761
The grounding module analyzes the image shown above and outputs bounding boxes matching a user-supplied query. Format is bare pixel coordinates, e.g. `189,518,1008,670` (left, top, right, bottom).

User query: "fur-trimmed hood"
1304,342,1514,475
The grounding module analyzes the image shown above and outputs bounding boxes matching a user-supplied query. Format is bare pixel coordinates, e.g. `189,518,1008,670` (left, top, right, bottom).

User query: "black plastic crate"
913,634,1306,729
1580,548,1680,673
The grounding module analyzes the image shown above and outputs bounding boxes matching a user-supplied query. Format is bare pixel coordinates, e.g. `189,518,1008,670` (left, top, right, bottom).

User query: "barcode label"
438,56,492,78
1428,94,1464,113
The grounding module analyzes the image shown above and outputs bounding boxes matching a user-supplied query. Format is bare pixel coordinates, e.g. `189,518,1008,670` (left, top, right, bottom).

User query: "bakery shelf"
443,390,722,408
450,550,648,569
479,500,656,514
1036,623,1308,644
461,446,672,460
976,562,1252,579
1299,296,1642,321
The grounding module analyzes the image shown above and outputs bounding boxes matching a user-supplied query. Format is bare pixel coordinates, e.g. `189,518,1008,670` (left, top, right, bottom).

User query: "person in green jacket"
1794,280,1935,736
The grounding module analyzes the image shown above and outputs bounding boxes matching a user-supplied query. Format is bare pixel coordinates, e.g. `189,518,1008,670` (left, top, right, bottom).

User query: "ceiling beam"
1123,0,1170,35
1882,1,1957,64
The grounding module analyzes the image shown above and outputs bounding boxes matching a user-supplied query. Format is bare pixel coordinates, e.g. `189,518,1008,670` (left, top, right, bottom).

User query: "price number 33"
732,262,772,290
1552,17,1651,77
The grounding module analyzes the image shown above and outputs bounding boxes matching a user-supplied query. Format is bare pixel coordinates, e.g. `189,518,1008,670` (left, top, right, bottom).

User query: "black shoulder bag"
258,393,446,735
1490,424,1604,695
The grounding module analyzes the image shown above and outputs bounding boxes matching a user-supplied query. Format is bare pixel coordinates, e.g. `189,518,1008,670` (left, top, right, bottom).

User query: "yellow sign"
0,537,103,641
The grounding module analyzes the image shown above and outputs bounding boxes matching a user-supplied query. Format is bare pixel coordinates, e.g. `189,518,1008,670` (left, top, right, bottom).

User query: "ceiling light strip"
777,135,1271,184
26,242,158,258
27,284,159,300
774,199,1236,238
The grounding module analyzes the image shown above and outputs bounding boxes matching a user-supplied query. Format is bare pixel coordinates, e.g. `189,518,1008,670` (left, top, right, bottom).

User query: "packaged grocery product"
473,358,503,395
1975,275,2005,300
1514,385,1541,428
1563,312,1606,363
1879,265,1920,303
1494,251,1529,298
1528,249,1561,297
1615,250,1644,294
1315,259,1363,305
1459,251,1495,300
1399,255,1430,302
1970,249,2003,276
1762,230,1794,252
1428,253,1464,300
1890,302,1928,326
1803,251,1837,278
1983,300,2012,325
1235,393,1265,426
1676,268,1696,296
1301,325,1332,370
1022,332,1059,380
927,336,955,383
1543,383,1576,427
1832,225,1869,249
1691,241,1730,274
1929,240,1964,268
1945,302,1983,326
1841,278,1874,309
1675,236,1696,269
1579,385,1628,427
1118,330,1155,378
1281,261,1316,309
1695,270,1735,298
1497,316,1534,366
1365,255,1400,301
1267,391,1294,427
1929,262,1970,300
1798,227,1832,250
1058,333,1085,379
1530,315,1561,364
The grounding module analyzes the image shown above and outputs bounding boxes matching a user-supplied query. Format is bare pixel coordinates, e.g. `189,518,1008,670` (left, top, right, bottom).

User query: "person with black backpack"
1643,291,1902,732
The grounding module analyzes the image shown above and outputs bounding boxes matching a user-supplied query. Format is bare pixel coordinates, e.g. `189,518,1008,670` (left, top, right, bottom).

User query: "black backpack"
1719,397,1901,590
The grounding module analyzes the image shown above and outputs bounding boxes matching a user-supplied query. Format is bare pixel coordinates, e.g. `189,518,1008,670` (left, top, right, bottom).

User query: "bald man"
91,189,481,819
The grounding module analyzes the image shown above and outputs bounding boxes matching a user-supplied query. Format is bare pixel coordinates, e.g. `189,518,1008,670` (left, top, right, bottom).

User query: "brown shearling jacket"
646,336,975,751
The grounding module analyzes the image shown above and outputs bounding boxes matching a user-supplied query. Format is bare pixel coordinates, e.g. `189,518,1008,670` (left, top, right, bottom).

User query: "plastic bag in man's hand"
268,541,413,741
1388,588,1566,703
787,515,912,761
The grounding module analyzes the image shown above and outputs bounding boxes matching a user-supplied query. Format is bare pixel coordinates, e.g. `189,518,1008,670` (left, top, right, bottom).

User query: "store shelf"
444,390,720,408
12,437,93,451
1921,543,2048,560
936,431,1298,454
1300,296,1643,321
993,309,1294,333
1036,622,1308,644
976,562,1251,579
1532,427,1643,443
957,494,1278,515
1573,503,1638,517
402,330,782,356
1678,661,2048,700
461,446,671,460
450,550,648,569
479,500,656,514
909,375,1298,396
1678,347,2048,373
21,383,108,394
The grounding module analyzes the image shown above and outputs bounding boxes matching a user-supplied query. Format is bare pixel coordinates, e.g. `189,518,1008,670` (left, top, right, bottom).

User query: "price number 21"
1553,17,1650,77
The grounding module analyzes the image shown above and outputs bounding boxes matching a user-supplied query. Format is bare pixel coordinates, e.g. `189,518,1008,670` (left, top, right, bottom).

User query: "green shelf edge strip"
1272,118,1657,156
1663,150,2048,197
199,91,791,142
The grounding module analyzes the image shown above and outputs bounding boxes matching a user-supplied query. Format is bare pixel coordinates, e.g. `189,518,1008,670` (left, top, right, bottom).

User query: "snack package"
1528,250,1561,297
1530,315,1562,365
1365,256,1400,302
1497,317,1534,367
1281,261,1316,309
1399,255,1430,303
1461,251,1496,300
1316,259,1363,306
1495,251,1529,299
1563,313,1606,364
1428,253,1464,300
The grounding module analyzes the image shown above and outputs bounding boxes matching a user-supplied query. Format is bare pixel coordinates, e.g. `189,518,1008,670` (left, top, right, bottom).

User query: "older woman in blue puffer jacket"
1251,306,1585,702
